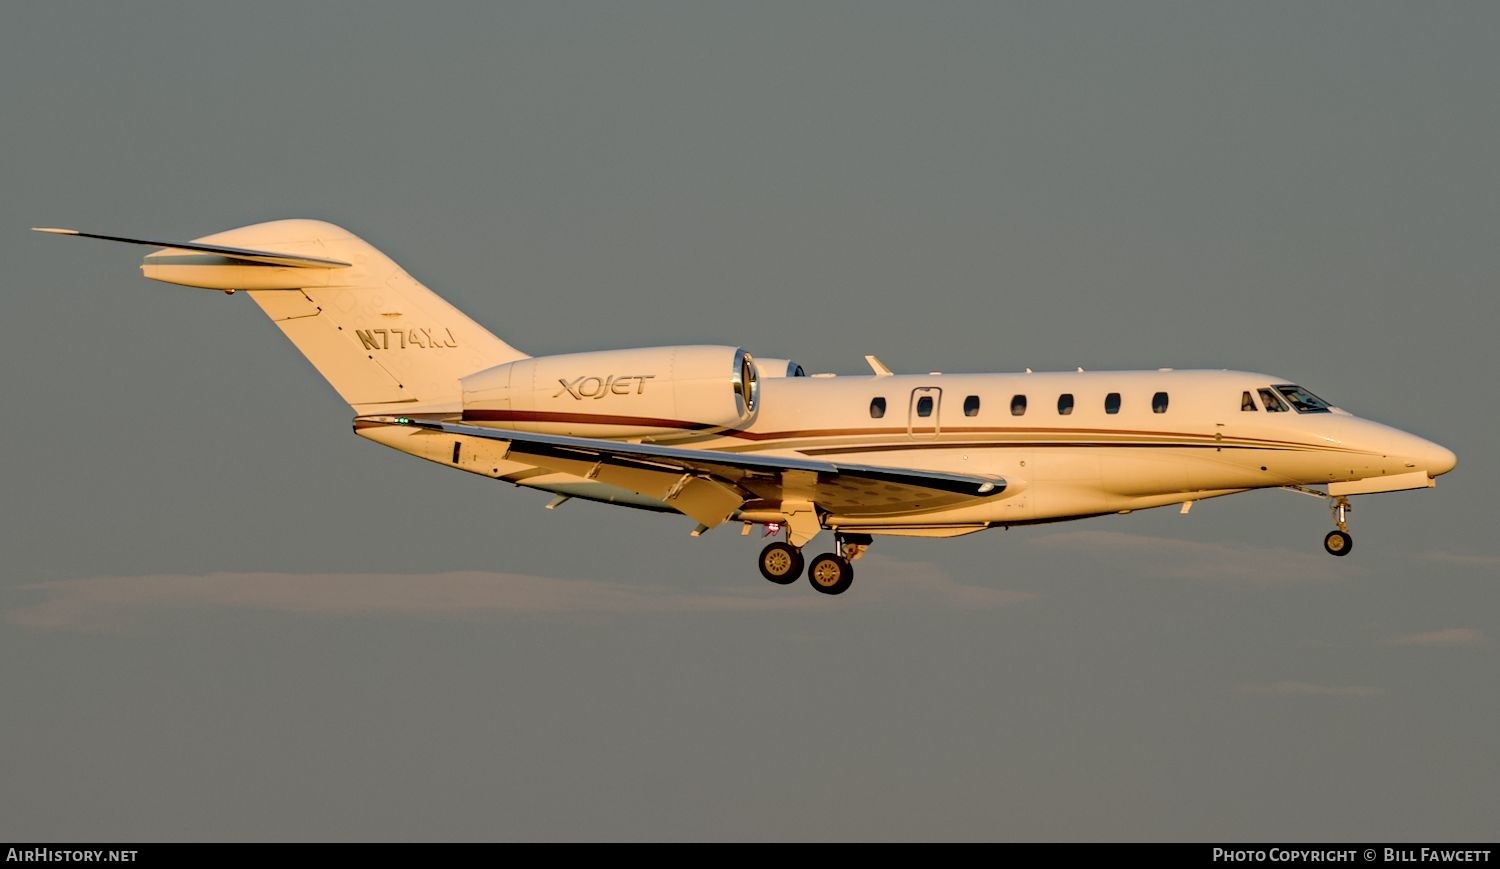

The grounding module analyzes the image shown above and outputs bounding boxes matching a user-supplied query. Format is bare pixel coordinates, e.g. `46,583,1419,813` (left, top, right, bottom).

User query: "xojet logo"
553,375,656,400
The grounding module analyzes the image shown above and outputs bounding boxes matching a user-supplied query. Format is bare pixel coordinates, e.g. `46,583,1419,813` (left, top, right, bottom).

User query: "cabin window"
1241,391,1258,412
964,395,980,417
1152,392,1169,414
1273,384,1333,414
1011,394,1027,416
870,397,886,419
1057,393,1074,415
1258,387,1289,413
916,396,934,418
1104,392,1121,414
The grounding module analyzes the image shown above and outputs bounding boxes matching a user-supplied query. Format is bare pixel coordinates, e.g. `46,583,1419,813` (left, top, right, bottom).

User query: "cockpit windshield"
1272,384,1333,414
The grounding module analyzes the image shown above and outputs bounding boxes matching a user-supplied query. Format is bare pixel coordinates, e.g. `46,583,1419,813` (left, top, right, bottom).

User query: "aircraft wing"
373,416,1006,529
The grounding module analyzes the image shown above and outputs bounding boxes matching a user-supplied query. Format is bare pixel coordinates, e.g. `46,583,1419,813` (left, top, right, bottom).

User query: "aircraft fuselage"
356,368,1455,536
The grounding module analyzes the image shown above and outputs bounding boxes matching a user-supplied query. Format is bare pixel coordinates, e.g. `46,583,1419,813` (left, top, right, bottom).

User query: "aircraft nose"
1349,421,1458,479
1391,427,1458,478
1420,440,1458,477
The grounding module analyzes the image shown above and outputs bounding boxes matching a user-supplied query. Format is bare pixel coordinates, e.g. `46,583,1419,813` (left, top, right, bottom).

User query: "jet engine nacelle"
755,358,807,378
461,345,759,439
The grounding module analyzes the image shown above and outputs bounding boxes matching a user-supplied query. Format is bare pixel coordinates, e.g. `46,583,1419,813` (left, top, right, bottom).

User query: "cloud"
1029,530,1354,583
853,555,1034,610
1420,551,1500,571
1238,680,1384,698
5,571,813,631
1388,627,1487,648
6,557,1028,632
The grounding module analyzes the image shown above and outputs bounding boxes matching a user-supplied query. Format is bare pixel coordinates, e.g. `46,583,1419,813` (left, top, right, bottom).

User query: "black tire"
807,553,854,596
1323,530,1353,557
758,542,804,584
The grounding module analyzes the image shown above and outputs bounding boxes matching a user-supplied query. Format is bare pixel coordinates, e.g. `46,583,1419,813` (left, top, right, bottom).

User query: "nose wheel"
1323,495,1353,557
1323,530,1353,556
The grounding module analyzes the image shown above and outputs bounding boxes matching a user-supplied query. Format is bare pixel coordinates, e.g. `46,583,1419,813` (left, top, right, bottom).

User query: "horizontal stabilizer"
32,227,351,269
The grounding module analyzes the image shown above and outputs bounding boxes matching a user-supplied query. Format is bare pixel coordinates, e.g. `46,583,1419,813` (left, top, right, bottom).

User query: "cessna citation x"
37,220,1456,595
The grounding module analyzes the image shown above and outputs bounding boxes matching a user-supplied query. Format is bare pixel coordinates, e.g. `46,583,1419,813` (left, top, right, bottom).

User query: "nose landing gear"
1323,496,1353,557
1281,486,1358,557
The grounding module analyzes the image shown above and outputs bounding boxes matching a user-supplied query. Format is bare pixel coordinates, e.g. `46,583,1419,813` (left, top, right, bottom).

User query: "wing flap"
504,446,746,527
376,417,1006,523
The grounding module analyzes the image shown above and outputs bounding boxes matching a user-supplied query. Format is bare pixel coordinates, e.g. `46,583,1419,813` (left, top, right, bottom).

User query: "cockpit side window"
1273,384,1333,414
1258,387,1289,413
1241,391,1258,412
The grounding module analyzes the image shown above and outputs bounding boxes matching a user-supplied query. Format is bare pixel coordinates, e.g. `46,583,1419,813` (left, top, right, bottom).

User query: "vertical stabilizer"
43,220,527,413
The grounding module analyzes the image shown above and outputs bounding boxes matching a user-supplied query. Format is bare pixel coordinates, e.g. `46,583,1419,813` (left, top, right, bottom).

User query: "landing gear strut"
1323,496,1353,557
838,533,872,563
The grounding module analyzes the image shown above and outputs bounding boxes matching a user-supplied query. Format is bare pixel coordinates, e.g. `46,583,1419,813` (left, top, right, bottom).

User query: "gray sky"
2,2,1496,841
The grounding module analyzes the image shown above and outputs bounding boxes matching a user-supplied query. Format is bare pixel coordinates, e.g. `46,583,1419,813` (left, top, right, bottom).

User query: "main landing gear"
756,533,872,596
1323,495,1353,557
807,553,854,596
757,542,803,584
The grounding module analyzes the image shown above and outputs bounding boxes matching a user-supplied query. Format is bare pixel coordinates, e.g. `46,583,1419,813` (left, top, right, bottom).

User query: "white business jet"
36,220,1456,595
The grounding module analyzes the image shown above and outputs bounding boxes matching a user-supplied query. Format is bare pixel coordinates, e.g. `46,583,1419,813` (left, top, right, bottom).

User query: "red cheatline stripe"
462,409,718,430
405,410,1356,456
460,410,1323,447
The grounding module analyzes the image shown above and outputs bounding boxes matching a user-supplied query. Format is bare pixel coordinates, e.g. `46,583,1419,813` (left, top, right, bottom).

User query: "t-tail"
33,220,527,414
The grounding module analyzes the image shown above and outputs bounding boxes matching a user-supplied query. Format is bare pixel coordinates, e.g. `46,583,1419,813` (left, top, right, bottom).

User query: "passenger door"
908,387,942,439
